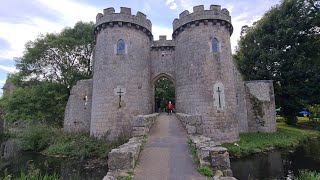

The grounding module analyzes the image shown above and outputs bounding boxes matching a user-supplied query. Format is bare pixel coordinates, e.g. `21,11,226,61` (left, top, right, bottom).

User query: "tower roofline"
95,7,153,40
172,5,233,38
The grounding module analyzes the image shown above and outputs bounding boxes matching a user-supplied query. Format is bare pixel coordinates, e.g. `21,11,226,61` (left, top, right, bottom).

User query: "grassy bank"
297,170,320,180
17,125,127,159
222,123,320,158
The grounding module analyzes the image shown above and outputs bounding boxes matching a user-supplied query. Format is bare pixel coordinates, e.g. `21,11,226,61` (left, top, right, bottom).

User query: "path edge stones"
103,113,159,180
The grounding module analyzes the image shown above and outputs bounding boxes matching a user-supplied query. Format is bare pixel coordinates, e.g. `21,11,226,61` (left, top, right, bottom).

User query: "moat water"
231,138,320,180
0,139,319,179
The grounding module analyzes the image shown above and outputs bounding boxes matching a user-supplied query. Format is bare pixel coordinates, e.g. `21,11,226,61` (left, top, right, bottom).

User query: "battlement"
151,35,175,51
95,7,152,39
172,5,233,38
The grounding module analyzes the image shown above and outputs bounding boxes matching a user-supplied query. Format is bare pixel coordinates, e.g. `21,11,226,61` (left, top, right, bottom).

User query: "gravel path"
133,114,206,180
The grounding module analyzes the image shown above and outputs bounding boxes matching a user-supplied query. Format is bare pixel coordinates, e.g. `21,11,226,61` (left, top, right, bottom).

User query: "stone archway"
152,73,175,113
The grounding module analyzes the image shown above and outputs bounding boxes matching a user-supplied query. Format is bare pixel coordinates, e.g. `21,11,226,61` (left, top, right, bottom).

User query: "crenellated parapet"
172,5,233,38
151,35,175,51
95,7,153,39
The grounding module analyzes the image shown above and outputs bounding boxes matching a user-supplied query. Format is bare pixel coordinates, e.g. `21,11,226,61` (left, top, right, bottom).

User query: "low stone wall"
132,113,159,137
189,135,235,178
176,113,203,135
104,113,159,179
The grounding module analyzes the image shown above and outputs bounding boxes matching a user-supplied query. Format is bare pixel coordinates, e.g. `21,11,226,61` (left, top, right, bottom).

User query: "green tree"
1,82,68,125
155,78,175,110
0,21,95,125
234,0,320,125
15,21,95,91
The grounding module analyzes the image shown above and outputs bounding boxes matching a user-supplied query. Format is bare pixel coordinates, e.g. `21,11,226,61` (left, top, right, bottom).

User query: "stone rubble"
189,135,236,179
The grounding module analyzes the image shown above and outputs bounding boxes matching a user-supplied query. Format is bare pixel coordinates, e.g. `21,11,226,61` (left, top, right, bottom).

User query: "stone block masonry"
132,113,159,137
105,113,159,179
189,135,236,178
176,113,203,135
64,79,92,134
64,4,276,144
245,80,276,133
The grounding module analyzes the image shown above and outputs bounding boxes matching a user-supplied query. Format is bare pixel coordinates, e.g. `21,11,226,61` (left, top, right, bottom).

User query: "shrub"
45,133,112,159
297,170,320,180
19,125,55,151
198,166,213,177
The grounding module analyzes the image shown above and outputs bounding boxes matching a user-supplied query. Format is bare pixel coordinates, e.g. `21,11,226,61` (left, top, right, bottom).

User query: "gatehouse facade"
63,5,276,143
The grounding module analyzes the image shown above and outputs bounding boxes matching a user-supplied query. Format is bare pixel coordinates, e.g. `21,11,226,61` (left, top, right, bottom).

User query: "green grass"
18,125,126,159
187,138,200,165
198,166,213,178
187,138,214,178
297,170,320,180
3,173,60,180
297,116,320,128
222,123,320,158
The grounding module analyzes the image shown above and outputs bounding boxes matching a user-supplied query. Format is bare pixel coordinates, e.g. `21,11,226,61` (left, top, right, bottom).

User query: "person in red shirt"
166,101,174,115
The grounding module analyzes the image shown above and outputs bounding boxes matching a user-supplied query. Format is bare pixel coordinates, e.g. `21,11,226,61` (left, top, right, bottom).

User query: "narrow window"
212,38,220,53
117,39,125,54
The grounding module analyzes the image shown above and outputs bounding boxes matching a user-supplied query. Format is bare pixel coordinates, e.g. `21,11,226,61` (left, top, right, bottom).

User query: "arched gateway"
63,5,276,143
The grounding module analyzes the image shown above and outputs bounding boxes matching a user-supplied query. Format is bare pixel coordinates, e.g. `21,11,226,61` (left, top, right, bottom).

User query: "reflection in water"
0,152,107,180
231,139,320,180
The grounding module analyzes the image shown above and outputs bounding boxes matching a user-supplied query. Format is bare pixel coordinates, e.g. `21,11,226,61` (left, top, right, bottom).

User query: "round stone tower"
173,5,239,142
91,7,153,140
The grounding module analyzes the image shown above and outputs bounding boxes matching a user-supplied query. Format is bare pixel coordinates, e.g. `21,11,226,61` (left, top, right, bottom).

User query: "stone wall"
176,113,203,135
150,35,175,82
91,8,153,140
174,5,239,143
234,68,248,132
150,35,176,112
64,79,93,134
105,113,158,179
132,113,159,137
189,135,234,177
107,137,144,172
245,80,276,133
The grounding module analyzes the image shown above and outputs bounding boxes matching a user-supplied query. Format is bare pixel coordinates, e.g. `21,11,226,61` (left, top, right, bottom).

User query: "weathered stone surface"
245,81,276,133
132,113,159,137
188,135,235,179
1,139,20,159
107,137,144,171
222,169,233,177
213,170,223,180
64,79,93,134
211,151,230,170
234,68,248,133
186,124,196,134
64,3,276,145
176,113,203,135
102,174,115,180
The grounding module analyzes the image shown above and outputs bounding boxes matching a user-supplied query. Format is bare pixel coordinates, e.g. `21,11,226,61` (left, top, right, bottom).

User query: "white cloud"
166,0,178,10
35,0,99,23
0,18,65,59
0,0,100,60
152,25,173,40
0,65,16,73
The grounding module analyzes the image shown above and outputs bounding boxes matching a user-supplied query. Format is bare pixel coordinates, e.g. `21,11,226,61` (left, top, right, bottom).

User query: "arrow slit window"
117,39,126,54
212,37,220,53
213,82,225,110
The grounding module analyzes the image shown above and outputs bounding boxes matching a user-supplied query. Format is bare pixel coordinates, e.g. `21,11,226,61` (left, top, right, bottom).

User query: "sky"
0,0,280,94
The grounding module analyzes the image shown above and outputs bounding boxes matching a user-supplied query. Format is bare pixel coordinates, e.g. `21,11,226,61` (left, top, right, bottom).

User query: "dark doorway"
154,77,175,113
